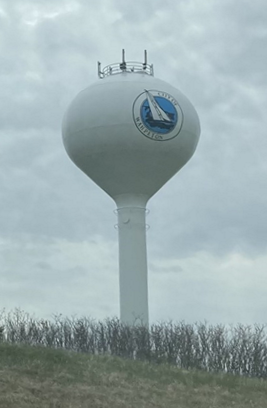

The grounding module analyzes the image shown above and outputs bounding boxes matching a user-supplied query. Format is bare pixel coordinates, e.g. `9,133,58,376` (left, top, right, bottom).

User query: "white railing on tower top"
98,60,154,78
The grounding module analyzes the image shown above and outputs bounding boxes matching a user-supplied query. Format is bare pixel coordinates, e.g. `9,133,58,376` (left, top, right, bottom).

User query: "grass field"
0,342,267,407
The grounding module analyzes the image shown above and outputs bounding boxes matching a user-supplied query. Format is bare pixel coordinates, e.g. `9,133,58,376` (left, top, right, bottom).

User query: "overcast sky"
0,0,267,326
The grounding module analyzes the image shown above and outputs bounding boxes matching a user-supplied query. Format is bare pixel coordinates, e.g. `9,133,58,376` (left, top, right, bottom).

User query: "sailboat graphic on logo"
141,89,178,134
133,89,183,141
145,90,172,121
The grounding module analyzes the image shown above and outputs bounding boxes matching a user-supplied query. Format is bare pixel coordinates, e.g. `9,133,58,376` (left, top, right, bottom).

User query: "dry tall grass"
1,310,267,407
1,309,267,378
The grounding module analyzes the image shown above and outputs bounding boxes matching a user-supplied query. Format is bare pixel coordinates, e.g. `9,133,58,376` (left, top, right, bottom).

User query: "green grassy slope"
0,342,267,408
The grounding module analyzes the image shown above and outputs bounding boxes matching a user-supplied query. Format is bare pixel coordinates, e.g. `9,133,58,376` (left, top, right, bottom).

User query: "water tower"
62,50,200,326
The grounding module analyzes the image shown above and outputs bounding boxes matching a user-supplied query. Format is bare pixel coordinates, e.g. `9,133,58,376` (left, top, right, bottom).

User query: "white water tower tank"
62,50,200,326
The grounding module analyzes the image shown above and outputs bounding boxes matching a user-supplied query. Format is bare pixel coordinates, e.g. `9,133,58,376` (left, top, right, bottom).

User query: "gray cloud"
1,0,266,252
0,0,266,323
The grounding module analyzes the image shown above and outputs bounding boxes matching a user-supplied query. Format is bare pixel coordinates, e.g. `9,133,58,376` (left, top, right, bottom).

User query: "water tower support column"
115,195,149,326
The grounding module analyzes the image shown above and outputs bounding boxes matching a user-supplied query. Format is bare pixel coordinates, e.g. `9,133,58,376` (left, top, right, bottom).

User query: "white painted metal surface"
62,53,200,326
117,200,148,325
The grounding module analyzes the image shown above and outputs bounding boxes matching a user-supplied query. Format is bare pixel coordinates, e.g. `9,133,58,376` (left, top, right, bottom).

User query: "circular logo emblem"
133,89,183,141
